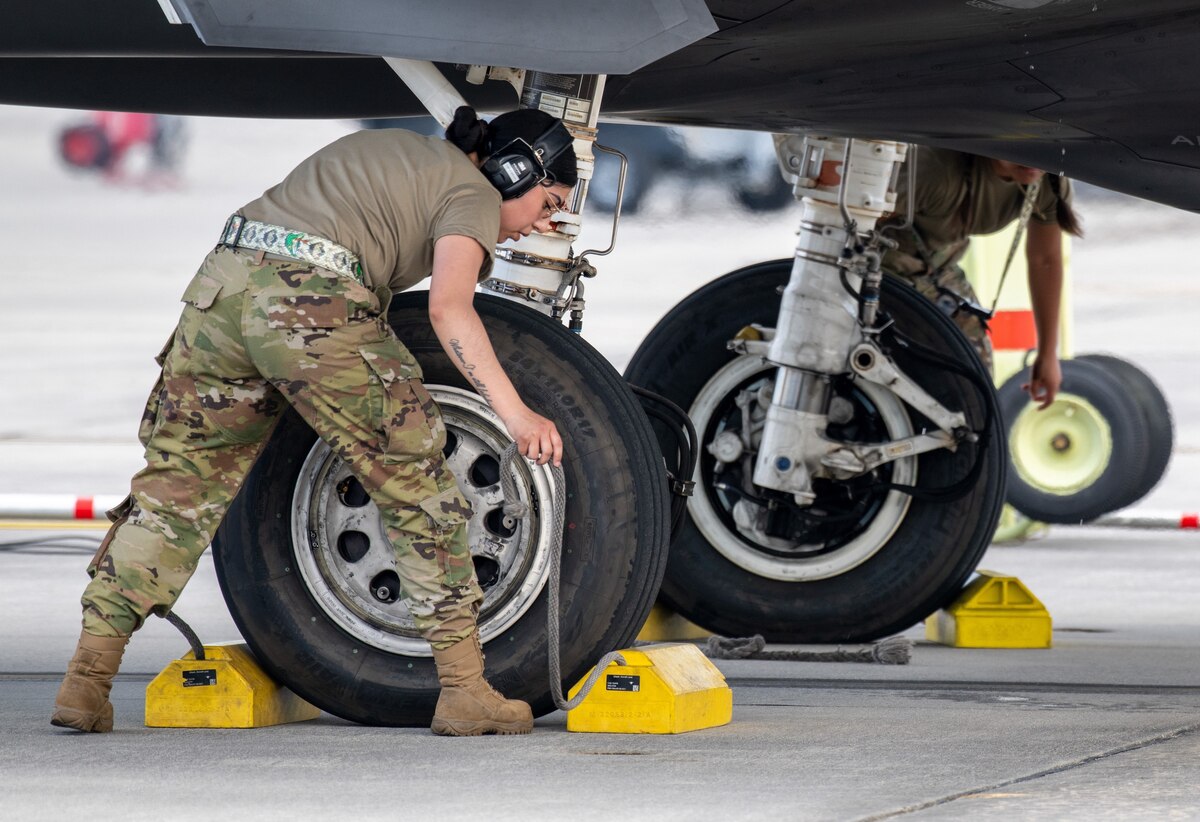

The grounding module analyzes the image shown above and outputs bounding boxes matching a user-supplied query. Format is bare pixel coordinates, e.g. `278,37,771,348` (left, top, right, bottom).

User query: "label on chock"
605,674,640,692
182,668,217,688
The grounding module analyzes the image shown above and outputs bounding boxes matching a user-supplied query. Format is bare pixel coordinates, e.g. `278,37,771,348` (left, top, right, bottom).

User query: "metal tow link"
497,441,625,712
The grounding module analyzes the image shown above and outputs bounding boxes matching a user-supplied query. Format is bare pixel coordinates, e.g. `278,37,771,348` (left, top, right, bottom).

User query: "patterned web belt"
219,215,364,283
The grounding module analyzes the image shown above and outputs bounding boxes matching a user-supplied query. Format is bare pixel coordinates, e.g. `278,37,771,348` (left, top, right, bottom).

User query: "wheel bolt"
375,587,391,601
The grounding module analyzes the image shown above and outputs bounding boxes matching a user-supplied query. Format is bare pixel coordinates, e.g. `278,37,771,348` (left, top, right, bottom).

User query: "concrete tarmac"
1,106,1198,820
2,528,1198,821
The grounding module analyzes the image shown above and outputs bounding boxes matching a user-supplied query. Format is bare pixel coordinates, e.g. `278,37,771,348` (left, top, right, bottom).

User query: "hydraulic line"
868,320,999,503
629,384,698,538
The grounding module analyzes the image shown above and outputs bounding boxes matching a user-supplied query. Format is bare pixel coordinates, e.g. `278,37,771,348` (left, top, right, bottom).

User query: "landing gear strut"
627,134,1006,641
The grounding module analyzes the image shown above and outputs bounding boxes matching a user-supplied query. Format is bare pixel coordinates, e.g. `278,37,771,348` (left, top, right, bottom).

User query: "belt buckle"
221,215,247,248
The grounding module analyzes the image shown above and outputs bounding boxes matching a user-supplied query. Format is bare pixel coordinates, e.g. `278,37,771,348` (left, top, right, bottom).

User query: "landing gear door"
158,0,717,75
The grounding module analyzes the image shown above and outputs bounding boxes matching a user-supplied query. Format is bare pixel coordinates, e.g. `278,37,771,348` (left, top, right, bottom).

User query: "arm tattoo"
448,338,494,404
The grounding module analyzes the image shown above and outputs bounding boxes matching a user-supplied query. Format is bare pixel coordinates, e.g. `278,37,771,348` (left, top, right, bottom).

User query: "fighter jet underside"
5,0,1200,209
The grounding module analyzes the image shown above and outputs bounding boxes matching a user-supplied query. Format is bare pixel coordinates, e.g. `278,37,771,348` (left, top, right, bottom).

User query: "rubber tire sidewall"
1077,353,1173,509
626,260,1006,642
999,358,1150,523
215,292,669,725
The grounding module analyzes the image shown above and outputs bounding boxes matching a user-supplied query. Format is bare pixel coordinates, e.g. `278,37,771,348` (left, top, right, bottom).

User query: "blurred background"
1,105,1196,513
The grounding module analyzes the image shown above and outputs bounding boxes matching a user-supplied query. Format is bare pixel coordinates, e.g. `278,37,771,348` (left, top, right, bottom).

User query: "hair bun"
445,106,489,156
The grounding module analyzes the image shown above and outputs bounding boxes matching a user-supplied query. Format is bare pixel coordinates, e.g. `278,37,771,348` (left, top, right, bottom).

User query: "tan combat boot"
430,632,533,736
51,629,130,733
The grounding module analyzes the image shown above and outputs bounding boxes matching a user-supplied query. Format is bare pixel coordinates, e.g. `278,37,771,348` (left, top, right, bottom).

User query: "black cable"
0,534,101,555
866,318,999,503
628,384,699,537
840,267,861,301
630,386,699,479
632,402,689,532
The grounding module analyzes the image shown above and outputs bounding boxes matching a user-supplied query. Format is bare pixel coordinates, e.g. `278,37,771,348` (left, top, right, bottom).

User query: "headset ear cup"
482,140,542,199
481,156,502,186
482,119,571,200
533,129,573,176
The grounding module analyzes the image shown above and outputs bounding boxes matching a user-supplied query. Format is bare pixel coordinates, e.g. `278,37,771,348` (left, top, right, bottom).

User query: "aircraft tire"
1077,353,1173,510
214,292,670,726
1000,358,1152,523
625,260,1005,643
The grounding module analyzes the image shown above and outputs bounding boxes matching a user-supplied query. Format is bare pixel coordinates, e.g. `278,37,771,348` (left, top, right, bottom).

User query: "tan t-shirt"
241,129,501,291
882,146,1073,276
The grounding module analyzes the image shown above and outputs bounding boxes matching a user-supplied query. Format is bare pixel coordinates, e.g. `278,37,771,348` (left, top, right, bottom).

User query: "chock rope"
161,611,206,661
704,634,913,664
498,442,626,712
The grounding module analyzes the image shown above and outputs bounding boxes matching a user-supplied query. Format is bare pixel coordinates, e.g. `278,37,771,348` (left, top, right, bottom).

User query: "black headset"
481,120,574,200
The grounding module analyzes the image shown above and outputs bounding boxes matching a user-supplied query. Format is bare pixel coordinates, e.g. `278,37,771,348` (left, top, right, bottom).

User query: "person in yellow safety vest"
51,106,573,737
880,146,1084,409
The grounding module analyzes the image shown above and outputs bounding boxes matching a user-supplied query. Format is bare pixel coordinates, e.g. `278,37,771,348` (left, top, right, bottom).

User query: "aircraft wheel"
1077,353,1173,509
625,260,1005,642
214,293,670,726
1000,358,1149,523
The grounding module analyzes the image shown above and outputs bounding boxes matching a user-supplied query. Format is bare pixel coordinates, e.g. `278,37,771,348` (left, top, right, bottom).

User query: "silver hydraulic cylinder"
384,60,607,320
752,136,907,504
483,73,607,318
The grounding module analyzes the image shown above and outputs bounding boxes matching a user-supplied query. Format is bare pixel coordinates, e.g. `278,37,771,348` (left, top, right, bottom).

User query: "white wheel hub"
289,386,557,656
689,356,917,581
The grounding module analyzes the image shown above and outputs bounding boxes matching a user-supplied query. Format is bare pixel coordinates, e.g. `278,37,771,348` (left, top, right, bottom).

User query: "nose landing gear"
627,188,1006,641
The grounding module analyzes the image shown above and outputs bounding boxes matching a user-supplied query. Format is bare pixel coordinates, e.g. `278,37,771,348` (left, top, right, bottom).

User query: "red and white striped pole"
0,494,125,522
1091,510,1199,531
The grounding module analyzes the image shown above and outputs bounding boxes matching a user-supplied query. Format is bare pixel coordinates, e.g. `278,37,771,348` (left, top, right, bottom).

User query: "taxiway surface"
1,106,1197,821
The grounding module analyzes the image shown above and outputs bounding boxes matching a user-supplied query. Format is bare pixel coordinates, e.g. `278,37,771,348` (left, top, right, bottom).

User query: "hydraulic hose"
870,318,999,503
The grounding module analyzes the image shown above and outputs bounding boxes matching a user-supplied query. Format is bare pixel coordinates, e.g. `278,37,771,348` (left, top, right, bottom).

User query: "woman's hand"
1023,352,1062,410
501,405,563,466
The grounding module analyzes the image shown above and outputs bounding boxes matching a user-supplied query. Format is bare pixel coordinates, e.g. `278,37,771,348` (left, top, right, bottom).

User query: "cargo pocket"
177,273,229,352
360,340,442,462
138,333,176,447
419,486,473,535
87,494,135,579
182,274,224,311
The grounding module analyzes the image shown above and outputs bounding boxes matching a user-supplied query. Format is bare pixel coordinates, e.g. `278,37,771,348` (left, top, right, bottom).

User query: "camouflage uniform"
81,246,482,648
892,264,993,373
881,147,1073,375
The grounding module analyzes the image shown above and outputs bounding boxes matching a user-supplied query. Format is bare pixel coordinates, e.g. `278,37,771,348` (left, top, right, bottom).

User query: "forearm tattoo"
448,338,494,404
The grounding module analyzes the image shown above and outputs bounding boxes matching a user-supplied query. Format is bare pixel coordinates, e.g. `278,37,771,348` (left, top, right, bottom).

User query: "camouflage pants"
81,246,482,648
888,265,994,374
